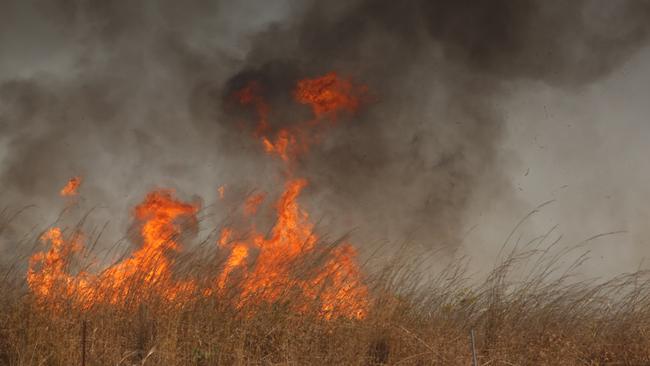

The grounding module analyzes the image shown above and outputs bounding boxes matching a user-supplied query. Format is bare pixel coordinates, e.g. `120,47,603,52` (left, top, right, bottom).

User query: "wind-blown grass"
1,212,649,365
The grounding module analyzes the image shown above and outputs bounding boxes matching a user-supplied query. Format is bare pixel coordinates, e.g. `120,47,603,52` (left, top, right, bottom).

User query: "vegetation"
1,213,649,366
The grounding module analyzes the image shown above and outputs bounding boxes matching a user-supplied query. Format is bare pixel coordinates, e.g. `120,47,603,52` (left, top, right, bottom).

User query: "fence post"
470,328,478,366
81,319,87,366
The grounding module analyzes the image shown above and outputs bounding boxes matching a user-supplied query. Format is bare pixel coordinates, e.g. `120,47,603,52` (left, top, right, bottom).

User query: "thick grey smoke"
0,0,649,258
0,0,287,249
216,0,650,247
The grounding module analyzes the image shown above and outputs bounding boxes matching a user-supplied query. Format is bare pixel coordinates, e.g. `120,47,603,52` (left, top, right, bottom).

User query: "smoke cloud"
1,0,649,258
217,0,650,246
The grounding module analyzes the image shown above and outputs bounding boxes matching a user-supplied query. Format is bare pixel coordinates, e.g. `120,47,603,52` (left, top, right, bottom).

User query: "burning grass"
1,213,650,365
1,72,649,365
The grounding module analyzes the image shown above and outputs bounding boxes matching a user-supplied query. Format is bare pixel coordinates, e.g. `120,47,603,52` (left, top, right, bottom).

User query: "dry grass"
1,214,650,365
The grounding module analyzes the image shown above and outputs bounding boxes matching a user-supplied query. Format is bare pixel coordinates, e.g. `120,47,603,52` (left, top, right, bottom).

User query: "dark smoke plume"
217,0,650,246
0,0,649,254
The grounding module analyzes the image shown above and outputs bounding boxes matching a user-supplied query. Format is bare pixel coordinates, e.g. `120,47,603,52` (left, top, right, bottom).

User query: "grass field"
1,210,649,366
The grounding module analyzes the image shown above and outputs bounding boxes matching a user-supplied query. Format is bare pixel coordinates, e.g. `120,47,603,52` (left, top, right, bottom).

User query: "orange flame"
96,190,199,302
27,228,87,302
28,190,200,307
261,129,298,162
294,72,364,119
27,71,370,320
234,72,366,161
244,192,266,215
28,183,368,319
60,176,82,196
218,179,368,318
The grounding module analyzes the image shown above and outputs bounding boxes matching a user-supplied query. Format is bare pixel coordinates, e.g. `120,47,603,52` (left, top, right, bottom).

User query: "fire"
27,72,370,320
213,177,369,320
234,71,366,161
218,185,225,199
27,228,87,301
28,190,200,307
233,81,270,136
29,183,367,318
224,72,369,318
220,179,368,318
95,190,199,302
294,72,365,119
261,129,298,162
244,192,266,215
216,241,248,291
60,176,82,196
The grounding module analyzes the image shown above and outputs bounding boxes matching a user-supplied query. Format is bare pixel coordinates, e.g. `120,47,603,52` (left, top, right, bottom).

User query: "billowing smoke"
215,0,650,246
0,0,649,257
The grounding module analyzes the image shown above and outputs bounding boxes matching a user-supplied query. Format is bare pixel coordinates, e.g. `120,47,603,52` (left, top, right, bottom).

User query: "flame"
96,190,199,303
29,183,367,318
60,176,82,196
216,243,248,291
28,190,200,307
218,185,225,200
234,72,366,161
27,228,87,302
233,81,270,136
261,129,298,162
215,227,249,291
294,72,364,119
216,179,368,318
27,72,370,320
244,192,266,215
311,244,369,320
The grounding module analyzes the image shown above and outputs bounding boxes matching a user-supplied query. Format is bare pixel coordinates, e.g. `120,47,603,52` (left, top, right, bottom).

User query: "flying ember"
60,176,82,196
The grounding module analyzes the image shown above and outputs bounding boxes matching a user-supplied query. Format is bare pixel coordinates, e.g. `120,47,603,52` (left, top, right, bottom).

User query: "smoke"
0,0,285,246
1,0,649,257
216,0,650,247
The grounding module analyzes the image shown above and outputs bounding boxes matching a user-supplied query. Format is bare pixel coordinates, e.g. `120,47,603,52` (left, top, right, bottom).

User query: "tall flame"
225,71,369,318
219,179,368,319
27,228,86,301
96,190,199,302
27,72,370,320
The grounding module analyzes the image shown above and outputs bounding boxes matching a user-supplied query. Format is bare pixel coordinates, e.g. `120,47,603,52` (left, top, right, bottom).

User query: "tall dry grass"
1,210,650,365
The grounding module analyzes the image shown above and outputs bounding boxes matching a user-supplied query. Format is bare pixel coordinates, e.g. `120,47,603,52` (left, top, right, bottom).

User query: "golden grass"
1,217,650,365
